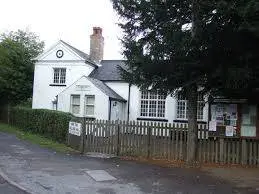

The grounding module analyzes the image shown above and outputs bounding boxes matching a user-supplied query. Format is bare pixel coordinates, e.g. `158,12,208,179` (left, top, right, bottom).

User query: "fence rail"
68,119,259,167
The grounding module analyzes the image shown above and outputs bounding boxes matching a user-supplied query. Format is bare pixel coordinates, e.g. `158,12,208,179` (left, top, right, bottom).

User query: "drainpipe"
127,83,131,121
108,99,111,120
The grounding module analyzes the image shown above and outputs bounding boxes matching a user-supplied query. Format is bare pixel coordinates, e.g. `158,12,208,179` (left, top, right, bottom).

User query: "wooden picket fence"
69,119,259,167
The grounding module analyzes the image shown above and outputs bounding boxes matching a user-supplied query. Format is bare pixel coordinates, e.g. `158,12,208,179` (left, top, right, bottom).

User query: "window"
197,94,205,120
85,95,95,116
241,105,257,137
71,95,80,115
140,91,166,118
176,92,204,120
53,68,66,84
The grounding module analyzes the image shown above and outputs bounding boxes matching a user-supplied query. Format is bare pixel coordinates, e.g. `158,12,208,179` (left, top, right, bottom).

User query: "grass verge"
0,122,78,154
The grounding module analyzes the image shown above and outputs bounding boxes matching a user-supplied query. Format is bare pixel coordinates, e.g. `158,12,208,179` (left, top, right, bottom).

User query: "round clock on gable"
56,50,64,58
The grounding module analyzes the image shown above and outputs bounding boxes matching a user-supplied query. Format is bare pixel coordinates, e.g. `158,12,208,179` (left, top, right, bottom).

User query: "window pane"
53,68,66,84
53,69,60,83
86,96,95,105
158,94,166,100
60,68,66,84
177,100,187,119
149,91,157,99
241,105,257,137
140,100,148,117
141,91,148,99
177,92,186,100
177,92,204,120
158,101,165,117
86,105,94,115
140,90,165,118
72,96,80,105
148,100,157,117
72,105,80,114
197,101,204,120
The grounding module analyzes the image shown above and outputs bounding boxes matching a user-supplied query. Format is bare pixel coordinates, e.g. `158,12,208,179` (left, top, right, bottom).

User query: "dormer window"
53,68,66,84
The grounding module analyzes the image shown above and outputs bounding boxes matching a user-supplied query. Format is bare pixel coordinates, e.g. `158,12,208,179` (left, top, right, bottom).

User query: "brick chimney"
90,27,104,62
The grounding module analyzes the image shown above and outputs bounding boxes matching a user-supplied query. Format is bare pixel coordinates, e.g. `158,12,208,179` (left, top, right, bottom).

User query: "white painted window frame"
53,68,66,84
176,92,204,120
85,95,95,117
70,95,80,115
140,90,166,118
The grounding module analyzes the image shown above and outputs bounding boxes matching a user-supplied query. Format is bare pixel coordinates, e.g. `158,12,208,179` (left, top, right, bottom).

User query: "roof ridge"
60,40,87,56
89,60,126,81
59,40,97,66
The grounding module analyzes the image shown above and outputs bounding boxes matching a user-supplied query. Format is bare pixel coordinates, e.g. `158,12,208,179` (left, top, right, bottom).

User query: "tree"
111,0,259,163
0,30,44,105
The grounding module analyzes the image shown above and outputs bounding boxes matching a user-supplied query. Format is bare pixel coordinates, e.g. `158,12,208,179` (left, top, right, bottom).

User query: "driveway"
0,132,253,194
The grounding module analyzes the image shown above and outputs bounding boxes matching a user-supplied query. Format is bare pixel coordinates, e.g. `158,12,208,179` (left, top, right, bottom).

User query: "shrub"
9,107,73,143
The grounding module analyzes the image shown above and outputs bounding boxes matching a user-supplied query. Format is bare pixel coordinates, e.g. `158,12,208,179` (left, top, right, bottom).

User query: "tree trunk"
185,0,201,165
7,103,10,124
186,83,198,164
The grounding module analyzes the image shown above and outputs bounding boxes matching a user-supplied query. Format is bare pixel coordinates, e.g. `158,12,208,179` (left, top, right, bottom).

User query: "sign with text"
75,85,90,91
225,125,234,137
69,122,82,136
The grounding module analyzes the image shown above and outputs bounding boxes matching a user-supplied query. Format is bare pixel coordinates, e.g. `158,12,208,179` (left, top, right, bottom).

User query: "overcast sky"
0,0,123,59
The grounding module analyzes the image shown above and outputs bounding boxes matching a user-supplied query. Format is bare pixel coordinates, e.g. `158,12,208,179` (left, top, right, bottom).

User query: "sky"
0,0,123,59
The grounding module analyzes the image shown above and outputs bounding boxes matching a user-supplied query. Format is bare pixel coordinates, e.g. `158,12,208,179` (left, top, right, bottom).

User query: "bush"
9,107,73,143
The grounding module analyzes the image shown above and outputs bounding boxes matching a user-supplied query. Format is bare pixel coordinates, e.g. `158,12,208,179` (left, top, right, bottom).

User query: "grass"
0,122,78,154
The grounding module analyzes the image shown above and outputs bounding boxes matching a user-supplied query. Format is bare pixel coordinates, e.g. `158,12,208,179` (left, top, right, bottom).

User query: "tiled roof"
89,60,127,81
58,76,126,102
87,77,126,102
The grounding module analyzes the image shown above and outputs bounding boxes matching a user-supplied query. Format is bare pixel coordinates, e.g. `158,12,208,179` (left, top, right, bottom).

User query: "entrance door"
110,101,120,120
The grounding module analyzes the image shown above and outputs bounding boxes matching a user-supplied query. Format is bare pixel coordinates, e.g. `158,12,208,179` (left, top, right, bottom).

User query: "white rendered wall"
58,77,109,119
32,62,94,109
32,42,95,110
106,82,209,123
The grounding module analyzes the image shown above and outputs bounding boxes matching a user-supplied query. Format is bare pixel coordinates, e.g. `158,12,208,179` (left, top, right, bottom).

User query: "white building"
32,27,209,123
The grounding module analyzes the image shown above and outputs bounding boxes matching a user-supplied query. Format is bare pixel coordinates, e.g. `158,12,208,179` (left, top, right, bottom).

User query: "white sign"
69,122,82,136
225,125,234,137
76,85,90,91
209,121,217,131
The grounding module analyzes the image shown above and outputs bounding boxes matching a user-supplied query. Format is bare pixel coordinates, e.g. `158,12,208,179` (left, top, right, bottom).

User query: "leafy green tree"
111,0,259,163
0,30,44,105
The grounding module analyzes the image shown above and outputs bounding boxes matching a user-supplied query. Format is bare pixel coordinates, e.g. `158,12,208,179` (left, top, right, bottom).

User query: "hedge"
9,107,73,143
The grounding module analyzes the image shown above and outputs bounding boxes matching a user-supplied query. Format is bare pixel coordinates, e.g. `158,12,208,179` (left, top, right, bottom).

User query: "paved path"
0,132,253,194
0,175,26,194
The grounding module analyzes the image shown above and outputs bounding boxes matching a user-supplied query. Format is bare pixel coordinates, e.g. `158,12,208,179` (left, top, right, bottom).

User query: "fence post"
219,137,224,164
147,125,151,159
241,139,247,165
80,117,86,154
67,122,71,146
116,121,120,156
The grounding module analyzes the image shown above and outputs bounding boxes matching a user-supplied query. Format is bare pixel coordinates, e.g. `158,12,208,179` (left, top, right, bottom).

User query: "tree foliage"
112,0,259,97
112,0,259,162
0,30,44,105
